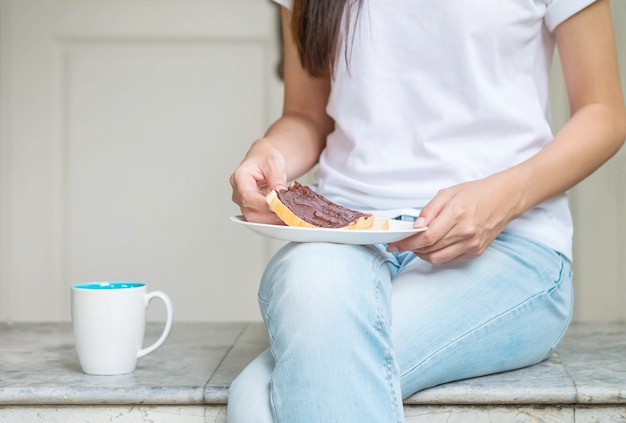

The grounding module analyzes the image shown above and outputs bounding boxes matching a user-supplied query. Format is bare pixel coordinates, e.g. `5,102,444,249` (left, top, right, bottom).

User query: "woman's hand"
229,6,332,225
387,174,525,265
230,140,287,225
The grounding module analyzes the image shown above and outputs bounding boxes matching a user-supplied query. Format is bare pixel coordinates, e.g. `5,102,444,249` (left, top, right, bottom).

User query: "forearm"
502,103,626,220
247,110,332,182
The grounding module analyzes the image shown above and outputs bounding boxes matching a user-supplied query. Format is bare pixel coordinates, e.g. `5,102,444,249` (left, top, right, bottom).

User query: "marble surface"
0,321,625,408
0,406,221,423
0,322,266,406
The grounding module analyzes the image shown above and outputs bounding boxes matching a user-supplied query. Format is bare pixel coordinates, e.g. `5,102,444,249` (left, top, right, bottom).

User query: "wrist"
488,167,531,222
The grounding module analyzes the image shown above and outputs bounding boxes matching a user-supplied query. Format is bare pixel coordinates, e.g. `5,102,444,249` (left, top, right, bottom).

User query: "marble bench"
0,321,625,422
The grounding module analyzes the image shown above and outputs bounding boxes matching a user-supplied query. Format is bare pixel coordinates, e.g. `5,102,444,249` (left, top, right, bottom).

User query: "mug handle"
137,291,174,359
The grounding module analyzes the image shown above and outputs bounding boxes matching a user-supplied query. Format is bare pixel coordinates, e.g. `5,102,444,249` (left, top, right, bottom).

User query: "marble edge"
0,387,207,406
403,386,578,405
573,386,626,405
203,386,230,404
2,322,625,407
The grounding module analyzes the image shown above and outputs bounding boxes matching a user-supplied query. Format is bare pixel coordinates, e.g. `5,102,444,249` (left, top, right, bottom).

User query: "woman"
228,0,626,421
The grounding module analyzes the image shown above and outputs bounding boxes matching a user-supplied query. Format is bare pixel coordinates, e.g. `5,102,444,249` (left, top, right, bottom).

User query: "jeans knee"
226,350,274,423
259,243,391,328
226,375,249,423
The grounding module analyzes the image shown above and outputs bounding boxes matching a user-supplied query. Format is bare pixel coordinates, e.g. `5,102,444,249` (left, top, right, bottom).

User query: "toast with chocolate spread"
266,181,389,230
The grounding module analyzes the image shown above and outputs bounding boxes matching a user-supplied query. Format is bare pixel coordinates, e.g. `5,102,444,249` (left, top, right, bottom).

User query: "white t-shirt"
272,0,596,259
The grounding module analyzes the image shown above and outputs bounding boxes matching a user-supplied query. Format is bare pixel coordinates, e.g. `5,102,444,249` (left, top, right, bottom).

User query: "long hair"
291,0,362,78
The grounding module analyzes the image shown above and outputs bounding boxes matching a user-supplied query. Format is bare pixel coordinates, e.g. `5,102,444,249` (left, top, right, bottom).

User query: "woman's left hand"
387,175,524,265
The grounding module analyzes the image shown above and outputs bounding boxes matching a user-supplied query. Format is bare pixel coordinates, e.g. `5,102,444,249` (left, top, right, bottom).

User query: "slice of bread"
266,181,389,230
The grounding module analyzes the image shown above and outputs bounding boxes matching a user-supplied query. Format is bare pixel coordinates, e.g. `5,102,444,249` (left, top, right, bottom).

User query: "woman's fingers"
387,179,511,264
229,148,287,224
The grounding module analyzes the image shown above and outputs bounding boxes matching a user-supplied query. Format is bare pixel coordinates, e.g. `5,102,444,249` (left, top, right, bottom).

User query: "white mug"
71,282,174,375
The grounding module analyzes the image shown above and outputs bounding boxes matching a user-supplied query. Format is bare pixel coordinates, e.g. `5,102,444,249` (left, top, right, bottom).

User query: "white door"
0,0,284,321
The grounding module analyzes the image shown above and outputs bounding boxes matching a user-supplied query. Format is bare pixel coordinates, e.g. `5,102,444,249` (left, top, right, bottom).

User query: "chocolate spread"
276,182,372,228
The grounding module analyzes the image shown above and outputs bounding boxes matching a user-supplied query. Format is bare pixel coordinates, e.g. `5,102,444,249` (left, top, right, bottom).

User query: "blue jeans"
227,232,573,423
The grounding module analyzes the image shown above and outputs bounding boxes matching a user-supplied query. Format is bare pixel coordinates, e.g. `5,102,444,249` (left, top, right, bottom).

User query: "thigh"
391,233,574,397
258,242,405,422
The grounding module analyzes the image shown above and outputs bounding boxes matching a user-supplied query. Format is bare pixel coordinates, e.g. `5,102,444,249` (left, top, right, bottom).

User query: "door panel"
0,0,282,321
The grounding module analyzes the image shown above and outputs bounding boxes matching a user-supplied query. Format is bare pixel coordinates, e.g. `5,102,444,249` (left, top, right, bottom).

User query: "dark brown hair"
291,0,362,78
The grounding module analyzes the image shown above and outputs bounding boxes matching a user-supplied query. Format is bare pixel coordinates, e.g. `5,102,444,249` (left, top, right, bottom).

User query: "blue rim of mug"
73,282,145,290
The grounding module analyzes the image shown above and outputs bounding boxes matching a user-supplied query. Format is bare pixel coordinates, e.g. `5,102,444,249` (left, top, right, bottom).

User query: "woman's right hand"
230,139,288,224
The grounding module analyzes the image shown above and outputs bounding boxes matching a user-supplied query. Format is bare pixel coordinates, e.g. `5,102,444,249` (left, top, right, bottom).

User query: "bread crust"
266,189,319,228
266,183,389,230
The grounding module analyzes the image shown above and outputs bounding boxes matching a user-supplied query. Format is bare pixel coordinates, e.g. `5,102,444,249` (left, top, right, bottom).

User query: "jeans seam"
385,349,402,423
549,268,574,352
544,256,573,352
400,289,547,380
372,258,402,423
547,256,565,295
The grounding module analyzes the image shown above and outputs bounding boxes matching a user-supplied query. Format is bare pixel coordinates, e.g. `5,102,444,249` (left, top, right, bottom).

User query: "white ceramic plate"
230,215,426,245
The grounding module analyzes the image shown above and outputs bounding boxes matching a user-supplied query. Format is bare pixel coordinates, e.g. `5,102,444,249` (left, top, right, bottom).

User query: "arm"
230,7,334,224
514,0,626,209
389,0,626,264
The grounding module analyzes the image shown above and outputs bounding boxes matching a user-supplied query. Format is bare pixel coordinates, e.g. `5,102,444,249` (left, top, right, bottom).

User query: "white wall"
0,0,624,323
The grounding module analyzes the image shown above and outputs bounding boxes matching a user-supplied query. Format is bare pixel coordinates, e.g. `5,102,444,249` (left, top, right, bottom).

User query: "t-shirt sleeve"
544,0,597,32
272,0,292,9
